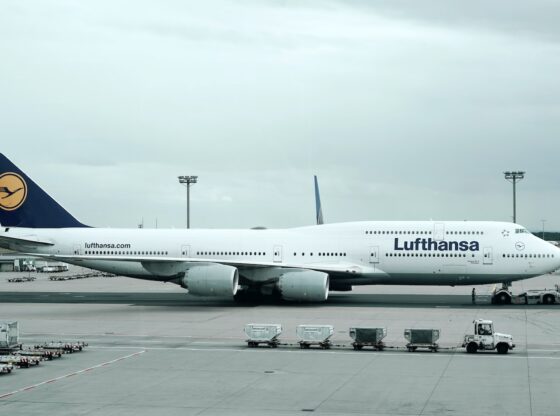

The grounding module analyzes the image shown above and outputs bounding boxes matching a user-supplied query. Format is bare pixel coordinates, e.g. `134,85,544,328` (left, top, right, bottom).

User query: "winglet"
314,175,324,225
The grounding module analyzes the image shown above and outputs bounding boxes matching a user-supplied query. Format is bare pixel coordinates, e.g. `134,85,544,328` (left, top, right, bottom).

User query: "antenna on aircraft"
314,175,324,225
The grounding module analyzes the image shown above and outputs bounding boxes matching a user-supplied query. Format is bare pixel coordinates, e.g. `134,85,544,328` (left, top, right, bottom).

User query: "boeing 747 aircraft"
0,153,559,303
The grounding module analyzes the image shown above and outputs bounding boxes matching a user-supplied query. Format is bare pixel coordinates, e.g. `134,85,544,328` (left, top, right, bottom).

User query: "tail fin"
0,154,87,228
314,175,324,225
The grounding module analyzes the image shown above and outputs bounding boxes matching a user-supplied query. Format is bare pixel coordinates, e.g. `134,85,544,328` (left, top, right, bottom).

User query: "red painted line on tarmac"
0,350,145,400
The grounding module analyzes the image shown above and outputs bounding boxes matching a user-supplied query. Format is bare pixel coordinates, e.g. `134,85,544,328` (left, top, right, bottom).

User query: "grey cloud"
0,0,559,230
344,0,560,43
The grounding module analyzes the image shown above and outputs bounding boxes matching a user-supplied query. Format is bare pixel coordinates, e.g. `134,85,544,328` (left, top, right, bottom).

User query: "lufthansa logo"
515,242,525,251
0,172,27,211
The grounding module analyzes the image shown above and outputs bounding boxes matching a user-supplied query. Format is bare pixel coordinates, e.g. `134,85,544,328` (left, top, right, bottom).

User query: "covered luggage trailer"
245,324,282,348
297,325,334,349
404,329,440,352
349,327,387,351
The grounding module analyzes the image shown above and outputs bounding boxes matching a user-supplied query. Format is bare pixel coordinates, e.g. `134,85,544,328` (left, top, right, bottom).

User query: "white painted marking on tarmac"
87,346,560,360
0,350,145,400
21,333,194,338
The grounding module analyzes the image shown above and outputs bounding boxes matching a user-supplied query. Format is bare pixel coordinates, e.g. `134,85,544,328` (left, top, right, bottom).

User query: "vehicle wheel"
466,342,478,354
495,292,511,305
543,294,555,305
497,343,509,354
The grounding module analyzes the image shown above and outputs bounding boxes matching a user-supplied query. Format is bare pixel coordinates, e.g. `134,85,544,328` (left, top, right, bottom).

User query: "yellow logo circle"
0,172,27,211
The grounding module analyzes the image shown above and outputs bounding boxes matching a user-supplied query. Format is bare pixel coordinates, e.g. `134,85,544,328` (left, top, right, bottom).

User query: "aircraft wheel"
494,292,511,305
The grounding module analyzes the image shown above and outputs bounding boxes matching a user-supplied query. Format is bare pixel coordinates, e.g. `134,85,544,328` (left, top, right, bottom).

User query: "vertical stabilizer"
0,154,87,228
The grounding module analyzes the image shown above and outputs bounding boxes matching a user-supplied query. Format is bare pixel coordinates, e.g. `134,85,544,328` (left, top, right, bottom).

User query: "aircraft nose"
554,246,560,271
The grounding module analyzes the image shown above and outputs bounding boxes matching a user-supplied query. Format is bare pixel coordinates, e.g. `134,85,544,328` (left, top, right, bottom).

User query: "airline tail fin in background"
314,175,324,225
0,154,87,228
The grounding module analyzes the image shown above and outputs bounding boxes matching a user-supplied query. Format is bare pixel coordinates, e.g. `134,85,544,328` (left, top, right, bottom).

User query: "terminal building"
0,247,21,272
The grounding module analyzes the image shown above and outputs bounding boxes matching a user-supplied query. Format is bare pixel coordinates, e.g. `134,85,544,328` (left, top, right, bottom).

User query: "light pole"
503,171,525,224
178,175,198,229
541,219,546,240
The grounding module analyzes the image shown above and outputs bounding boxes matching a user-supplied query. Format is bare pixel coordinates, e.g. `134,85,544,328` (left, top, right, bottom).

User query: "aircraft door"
434,223,445,241
181,245,191,258
73,244,81,255
369,246,379,264
273,246,282,263
483,247,493,265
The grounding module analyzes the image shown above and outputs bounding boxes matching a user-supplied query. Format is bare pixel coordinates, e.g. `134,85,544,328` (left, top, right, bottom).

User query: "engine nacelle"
181,264,239,298
277,270,329,302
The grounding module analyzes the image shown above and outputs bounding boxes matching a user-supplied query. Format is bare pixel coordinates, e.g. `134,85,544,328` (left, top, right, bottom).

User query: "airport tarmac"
1,270,560,415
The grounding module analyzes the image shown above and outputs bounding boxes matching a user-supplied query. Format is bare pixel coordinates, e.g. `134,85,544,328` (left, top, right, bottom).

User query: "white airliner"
1,153,559,303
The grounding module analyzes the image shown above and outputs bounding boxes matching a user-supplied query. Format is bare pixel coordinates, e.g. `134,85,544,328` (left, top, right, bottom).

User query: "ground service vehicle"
492,284,560,304
463,319,514,354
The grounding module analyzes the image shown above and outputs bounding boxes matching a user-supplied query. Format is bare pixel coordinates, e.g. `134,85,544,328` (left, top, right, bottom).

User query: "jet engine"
181,264,239,297
277,270,329,302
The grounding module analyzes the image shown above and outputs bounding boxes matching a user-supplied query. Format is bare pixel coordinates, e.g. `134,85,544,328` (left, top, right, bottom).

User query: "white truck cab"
462,319,515,354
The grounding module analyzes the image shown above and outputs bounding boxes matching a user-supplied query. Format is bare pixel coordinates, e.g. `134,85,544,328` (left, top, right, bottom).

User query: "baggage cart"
0,354,40,368
34,341,88,353
349,327,387,350
296,325,334,349
244,324,282,348
404,329,440,352
7,276,35,282
0,362,13,374
19,348,61,360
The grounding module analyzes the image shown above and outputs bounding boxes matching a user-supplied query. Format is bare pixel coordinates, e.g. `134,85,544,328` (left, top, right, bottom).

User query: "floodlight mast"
178,175,198,229
503,171,525,224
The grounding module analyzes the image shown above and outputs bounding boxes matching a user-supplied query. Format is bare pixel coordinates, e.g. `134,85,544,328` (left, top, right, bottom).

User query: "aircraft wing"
45,254,375,277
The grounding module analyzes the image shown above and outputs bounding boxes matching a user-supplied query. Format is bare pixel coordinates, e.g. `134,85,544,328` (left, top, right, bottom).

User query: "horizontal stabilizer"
0,234,54,250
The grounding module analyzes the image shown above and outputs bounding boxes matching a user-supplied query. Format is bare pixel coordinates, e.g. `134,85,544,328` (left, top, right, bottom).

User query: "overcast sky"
1,1,559,230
